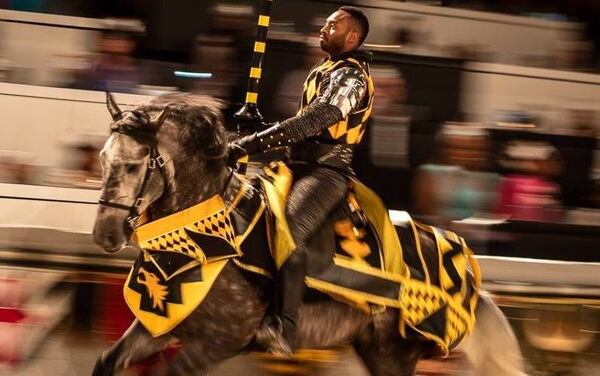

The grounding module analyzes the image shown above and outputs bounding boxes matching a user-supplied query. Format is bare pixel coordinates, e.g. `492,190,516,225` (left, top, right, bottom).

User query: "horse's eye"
126,163,141,173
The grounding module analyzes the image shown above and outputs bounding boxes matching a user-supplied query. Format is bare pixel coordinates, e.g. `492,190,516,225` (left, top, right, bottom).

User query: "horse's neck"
150,163,239,219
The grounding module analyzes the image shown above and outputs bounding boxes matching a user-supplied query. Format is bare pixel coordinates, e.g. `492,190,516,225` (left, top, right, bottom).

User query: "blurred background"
0,0,599,375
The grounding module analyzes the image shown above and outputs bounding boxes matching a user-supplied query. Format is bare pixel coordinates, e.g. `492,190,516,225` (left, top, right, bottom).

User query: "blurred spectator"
76,143,102,181
393,21,438,57
198,4,256,124
569,108,597,138
192,34,239,100
496,141,564,222
273,37,324,118
554,38,595,72
206,3,255,53
368,65,410,168
71,24,141,93
0,151,35,184
413,125,500,224
0,150,39,184
43,134,104,188
443,42,492,62
371,65,407,117
63,138,103,188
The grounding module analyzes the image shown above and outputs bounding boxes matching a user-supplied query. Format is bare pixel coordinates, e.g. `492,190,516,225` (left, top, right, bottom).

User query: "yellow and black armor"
298,50,374,145
230,50,375,170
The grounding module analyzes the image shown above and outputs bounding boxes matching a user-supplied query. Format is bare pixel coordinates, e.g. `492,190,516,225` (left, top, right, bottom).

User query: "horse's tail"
459,291,528,376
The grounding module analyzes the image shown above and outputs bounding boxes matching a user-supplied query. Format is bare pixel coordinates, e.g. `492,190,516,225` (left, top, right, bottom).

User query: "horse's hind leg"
93,319,170,376
353,312,426,376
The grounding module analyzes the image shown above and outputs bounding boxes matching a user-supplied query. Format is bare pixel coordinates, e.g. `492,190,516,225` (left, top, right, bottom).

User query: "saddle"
123,162,480,354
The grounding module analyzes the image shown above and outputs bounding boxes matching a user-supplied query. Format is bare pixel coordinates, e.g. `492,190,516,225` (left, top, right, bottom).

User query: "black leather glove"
235,118,270,134
227,133,261,166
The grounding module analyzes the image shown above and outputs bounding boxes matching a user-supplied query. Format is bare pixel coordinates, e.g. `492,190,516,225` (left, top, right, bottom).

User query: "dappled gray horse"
92,93,527,376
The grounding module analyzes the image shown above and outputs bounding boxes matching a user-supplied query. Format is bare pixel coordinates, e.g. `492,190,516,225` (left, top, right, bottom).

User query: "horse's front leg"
152,339,234,376
93,319,170,376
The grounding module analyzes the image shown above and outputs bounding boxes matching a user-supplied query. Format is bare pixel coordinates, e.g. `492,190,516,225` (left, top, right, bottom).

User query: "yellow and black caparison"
124,164,480,354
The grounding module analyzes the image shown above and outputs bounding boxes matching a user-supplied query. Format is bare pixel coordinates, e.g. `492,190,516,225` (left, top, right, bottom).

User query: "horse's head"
93,93,170,253
93,93,227,254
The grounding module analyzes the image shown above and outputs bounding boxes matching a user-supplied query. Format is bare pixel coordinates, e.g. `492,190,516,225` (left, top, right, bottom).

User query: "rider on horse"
230,6,374,357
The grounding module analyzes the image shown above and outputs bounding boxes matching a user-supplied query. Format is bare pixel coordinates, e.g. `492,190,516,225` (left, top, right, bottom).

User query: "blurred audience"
568,108,597,138
0,151,35,184
368,65,410,168
496,141,564,222
41,134,104,189
71,26,141,93
413,125,500,225
273,37,324,118
192,34,239,100
394,22,438,57
0,0,598,216
192,4,256,125
554,37,596,72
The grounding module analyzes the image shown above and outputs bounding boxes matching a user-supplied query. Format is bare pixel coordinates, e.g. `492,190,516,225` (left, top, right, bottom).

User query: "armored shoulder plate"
318,66,367,118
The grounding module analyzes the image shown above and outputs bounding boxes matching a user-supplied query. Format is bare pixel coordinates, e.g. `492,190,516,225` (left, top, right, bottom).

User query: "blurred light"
174,71,213,79
364,43,403,50
497,122,536,128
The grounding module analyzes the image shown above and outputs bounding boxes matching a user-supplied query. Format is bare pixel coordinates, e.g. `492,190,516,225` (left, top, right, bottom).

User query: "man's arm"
232,66,367,155
317,66,368,118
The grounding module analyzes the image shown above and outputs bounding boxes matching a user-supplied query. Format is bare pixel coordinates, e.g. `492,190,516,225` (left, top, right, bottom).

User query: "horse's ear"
106,92,122,121
150,107,170,131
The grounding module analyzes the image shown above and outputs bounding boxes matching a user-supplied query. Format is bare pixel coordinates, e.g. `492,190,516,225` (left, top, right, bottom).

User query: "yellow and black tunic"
298,50,374,145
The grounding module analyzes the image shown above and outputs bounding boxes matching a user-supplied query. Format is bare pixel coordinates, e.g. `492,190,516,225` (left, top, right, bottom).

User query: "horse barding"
92,93,527,376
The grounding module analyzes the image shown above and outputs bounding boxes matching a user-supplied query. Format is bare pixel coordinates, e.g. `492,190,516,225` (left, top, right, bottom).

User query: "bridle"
98,128,168,229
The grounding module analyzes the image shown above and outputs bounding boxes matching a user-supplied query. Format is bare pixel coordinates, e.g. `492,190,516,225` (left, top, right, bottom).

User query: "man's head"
319,6,369,56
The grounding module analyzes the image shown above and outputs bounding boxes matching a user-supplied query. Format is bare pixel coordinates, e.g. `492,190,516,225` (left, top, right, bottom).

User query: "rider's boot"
256,250,307,357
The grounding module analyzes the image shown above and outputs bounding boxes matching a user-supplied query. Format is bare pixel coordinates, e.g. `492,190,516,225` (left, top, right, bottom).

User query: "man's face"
319,10,357,56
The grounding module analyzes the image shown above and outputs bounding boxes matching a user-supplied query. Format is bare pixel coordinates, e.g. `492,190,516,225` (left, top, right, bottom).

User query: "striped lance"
234,0,274,132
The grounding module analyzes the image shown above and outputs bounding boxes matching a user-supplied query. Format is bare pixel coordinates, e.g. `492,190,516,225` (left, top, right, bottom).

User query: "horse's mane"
112,93,227,160
142,93,224,115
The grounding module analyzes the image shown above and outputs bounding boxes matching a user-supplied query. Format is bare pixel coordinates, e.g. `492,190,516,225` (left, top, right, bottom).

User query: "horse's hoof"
92,358,113,376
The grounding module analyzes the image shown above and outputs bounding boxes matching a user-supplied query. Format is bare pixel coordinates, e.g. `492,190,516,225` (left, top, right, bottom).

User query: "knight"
229,6,374,357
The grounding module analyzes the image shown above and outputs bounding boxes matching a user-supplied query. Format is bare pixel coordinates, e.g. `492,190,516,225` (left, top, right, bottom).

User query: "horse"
92,93,527,376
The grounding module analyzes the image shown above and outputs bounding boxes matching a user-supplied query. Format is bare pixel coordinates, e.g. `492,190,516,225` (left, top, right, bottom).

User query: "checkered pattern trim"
445,301,470,346
396,219,479,351
140,208,236,260
188,210,236,245
401,278,474,350
401,280,445,326
144,228,204,259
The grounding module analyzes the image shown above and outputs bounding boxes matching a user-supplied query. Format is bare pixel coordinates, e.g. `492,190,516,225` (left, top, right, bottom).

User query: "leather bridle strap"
98,144,167,227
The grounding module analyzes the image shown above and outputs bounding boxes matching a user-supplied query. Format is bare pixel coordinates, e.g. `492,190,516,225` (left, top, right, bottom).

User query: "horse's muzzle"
93,215,131,254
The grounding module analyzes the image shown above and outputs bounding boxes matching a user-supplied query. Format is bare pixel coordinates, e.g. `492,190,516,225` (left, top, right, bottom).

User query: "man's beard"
320,37,345,56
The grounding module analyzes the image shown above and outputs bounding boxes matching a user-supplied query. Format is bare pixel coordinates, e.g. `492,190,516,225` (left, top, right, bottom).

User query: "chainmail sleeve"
256,102,342,150
255,66,368,151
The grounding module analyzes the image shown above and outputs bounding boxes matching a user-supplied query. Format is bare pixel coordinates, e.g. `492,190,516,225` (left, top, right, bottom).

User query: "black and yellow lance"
234,0,274,132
